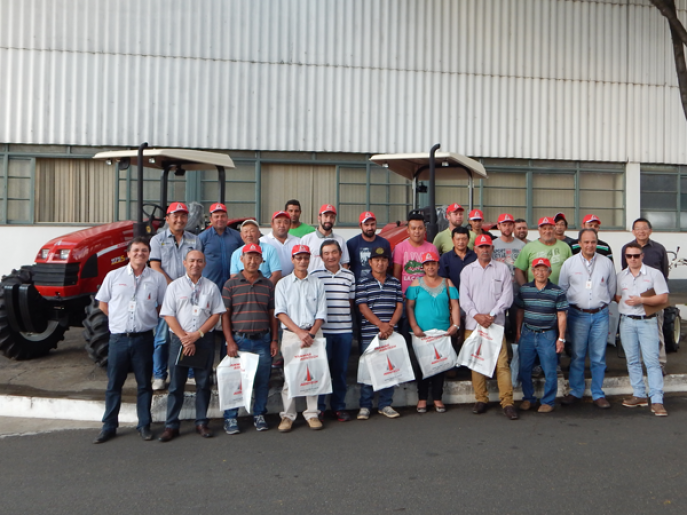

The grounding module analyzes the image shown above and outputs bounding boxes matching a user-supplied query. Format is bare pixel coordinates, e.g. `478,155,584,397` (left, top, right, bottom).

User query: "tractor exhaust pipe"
427,143,440,242
133,142,149,237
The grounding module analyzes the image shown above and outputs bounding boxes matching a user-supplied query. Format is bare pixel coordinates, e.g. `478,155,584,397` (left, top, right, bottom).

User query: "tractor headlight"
58,249,71,260
39,248,49,260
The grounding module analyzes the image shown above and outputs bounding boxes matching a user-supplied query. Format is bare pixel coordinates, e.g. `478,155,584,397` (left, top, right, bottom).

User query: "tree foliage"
651,0,687,120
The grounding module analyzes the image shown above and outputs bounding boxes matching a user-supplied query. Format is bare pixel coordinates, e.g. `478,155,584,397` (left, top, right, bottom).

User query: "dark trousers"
102,332,154,431
165,332,214,429
417,372,446,402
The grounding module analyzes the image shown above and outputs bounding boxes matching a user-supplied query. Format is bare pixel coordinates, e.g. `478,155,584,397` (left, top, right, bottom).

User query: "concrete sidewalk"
1,316,686,424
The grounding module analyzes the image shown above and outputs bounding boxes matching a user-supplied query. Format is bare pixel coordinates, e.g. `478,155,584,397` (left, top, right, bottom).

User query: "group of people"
93,199,672,445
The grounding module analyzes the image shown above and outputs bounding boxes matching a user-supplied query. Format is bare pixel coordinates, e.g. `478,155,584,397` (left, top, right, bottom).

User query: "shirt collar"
127,264,147,277
239,270,265,283
622,264,647,278
289,272,310,283
315,228,332,239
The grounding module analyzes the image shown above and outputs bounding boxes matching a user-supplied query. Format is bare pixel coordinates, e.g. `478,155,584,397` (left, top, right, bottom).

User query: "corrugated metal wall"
1,0,687,163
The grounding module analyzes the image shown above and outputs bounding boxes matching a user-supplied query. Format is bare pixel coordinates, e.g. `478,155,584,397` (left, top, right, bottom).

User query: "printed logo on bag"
384,356,399,375
431,345,448,365
476,329,493,340
300,365,318,386
234,381,243,396
471,343,485,361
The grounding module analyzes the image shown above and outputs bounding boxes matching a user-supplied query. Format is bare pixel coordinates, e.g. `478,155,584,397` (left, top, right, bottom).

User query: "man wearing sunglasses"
615,242,669,417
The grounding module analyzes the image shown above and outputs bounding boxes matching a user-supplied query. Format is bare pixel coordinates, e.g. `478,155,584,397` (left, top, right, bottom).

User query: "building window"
201,161,256,219
640,165,684,230
1,157,33,223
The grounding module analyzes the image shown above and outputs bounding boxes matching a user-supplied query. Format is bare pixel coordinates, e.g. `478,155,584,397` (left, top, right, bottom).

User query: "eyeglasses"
625,254,642,259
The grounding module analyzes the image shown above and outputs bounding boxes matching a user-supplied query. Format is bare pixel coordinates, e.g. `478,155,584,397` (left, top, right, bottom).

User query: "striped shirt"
355,274,403,346
515,280,569,331
222,271,275,333
571,238,613,263
311,267,356,334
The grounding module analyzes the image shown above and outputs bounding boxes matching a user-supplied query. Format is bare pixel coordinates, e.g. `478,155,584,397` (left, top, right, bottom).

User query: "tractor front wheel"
83,296,110,367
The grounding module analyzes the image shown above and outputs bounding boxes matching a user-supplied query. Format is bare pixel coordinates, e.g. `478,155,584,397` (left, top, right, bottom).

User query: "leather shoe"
158,427,179,443
593,397,611,409
472,402,488,414
196,424,214,438
503,405,519,420
138,426,154,441
93,429,116,444
560,394,580,406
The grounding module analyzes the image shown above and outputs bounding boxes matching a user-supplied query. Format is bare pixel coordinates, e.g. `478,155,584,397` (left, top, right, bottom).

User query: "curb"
2,373,686,422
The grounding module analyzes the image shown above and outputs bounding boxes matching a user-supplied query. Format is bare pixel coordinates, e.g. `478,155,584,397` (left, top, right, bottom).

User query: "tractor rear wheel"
663,307,681,353
0,266,67,359
83,296,110,367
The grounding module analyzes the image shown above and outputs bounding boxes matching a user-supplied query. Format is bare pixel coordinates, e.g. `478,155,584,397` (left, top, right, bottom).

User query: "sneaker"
271,357,284,370
152,378,166,391
307,417,323,430
223,418,240,435
335,410,351,422
253,415,269,431
378,406,400,419
278,417,293,433
520,400,532,411
357,408,371,420
538,404,554,413
651,403,668,417
187,377,196,386
622,396,648,408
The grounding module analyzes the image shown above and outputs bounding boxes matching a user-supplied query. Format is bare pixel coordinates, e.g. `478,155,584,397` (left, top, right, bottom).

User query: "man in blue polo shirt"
200,203,243,291
230,220,282,284
438,226,477,290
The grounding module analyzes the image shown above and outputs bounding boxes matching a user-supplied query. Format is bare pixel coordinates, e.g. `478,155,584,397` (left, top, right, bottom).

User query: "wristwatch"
453,324,460,330
198,330,205,338
558,338,566,343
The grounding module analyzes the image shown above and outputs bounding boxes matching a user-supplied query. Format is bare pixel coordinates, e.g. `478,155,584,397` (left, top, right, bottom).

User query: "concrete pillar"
625,162,641,231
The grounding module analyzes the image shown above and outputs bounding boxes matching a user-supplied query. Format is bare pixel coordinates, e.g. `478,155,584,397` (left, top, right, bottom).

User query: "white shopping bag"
607,301,619,346
362,332,415,391
357,353,372,385
216,351,260,413
283,338,333,398
456,324,504,377
411,329,458,379
510,343,521,388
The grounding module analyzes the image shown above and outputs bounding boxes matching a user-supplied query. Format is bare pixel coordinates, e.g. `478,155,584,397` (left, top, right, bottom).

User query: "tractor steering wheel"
141,203,166,233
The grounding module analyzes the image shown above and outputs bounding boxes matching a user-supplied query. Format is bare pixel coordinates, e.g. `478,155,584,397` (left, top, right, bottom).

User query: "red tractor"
0,144,240,365
371,144,492,248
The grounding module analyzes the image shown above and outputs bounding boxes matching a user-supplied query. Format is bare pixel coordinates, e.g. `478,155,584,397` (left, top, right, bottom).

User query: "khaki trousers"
465,329,514,407
280,329,323,421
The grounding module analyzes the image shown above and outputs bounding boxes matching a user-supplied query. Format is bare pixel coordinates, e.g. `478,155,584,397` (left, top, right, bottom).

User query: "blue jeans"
567,307,609,400
102,332,154,431
318,332,353,412
153,317,170,380
518,327,559,406
223,333,272,420
358,337,394,409
164,333,214,428
619,316,664,404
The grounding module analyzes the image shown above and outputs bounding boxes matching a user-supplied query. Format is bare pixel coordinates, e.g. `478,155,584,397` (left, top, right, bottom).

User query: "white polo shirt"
274,272,327,329
260,232,301,276
299,230,350,272
96,265,168,333
160,275,225,333
616,265,669,316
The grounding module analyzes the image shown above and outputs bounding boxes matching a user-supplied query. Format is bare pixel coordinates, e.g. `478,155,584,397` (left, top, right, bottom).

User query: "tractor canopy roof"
369,152,487,181
92,148,235,171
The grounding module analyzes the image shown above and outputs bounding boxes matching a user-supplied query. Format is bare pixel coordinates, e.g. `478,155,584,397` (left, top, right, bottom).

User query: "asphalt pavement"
1,395,685,514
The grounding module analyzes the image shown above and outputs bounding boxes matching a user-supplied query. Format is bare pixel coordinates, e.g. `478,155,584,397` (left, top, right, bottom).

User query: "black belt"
524,325,556,334
284,325,313,333
622,314,657,320
570,304,607,314
235,331,270,340
113,330,153,338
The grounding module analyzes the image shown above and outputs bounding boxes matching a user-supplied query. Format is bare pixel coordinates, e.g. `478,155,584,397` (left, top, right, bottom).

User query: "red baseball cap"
447,203,464,214
538,216,555,227
420,251,440,264
582,214,601,225
497,213,514,223
319,204,337,215
474,234,492,246
532,257,551,268
554,212,567,222
291,244,311,256
167,202,189,215
242,243,262,255
468,209,484,220
209,203,227,214
359,211,376,224
272,210,290,221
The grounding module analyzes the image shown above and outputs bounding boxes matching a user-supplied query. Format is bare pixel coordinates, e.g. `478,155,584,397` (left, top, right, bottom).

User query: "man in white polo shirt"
260,210,301,276
311,239,356,422
300,204,350,272
616,241,669,417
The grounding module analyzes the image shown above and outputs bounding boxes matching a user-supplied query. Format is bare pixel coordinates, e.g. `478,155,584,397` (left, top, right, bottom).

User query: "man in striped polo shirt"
221,243,278,435
515,257,569,413
355,246,404,420
311,239,356,422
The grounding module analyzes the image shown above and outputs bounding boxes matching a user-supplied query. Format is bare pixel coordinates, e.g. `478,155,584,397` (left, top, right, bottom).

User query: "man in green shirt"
514,216,573,286
433,203,465,254
286,199,316,238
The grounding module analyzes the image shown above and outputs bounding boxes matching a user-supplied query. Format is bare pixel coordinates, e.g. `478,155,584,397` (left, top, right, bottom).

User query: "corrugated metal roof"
1,0,687,164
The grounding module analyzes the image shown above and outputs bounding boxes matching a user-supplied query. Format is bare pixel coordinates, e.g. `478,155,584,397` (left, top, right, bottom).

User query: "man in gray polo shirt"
93,237,167,444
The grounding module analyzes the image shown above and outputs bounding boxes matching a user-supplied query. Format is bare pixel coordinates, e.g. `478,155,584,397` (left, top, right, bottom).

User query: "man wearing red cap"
493,213,525,341
570,214,613,262
466,209,495,250
514,216,573,287
346,211,391,283
199,203,243,290
230,220,282,284
149,202,204,390
432,203,465,255
260,211,301,277
460,234,518,419
514,257,568,412
300,204,350,272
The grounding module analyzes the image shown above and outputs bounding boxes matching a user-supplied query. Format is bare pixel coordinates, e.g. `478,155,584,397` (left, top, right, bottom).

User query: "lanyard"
186,275,201,305
581,253,597,282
